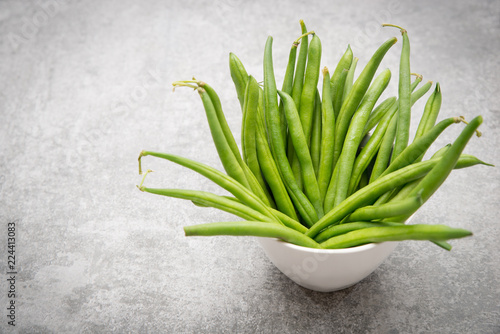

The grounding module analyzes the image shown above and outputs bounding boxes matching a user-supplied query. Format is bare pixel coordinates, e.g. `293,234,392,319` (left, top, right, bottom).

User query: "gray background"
0,0,499,333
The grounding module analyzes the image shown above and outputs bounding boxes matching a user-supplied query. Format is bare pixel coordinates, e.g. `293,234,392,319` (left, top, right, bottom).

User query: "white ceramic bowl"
258,238,399,292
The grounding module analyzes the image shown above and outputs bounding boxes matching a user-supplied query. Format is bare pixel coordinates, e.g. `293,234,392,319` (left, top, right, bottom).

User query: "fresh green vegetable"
138,21,490,251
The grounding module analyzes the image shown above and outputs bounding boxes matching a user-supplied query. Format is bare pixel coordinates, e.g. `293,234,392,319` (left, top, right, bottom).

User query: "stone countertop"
0,0,498,333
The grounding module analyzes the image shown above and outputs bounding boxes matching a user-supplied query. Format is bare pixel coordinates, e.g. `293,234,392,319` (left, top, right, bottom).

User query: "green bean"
385,24,411,162
253,86,299,221
291,20,309,110
348,103,399,195
138,151,279,221
380,117,462,178
395,115,483,222
242,76,276,206
211,194,306,232
287,20,309,173
192,86,251,188
270,208,308,233
318,67,336,201
363,96,397,137
410,80,432,105
370,111,398,182
334,69,392,207
279,37,300,148
382,144,452,205
330,45,354,119
139,187,275,223
298,34,322,146
307,157,448,238
332,37,397,170
342,57,358,105
348,194,422,222
410,73,423,91
455,154,494,169
384,152,492,226
315,221,403,243
414,83,442,141
320,224,472,249
264,36,318,226
310,89,322,176
200,84,273,205
184,221,321,248
278,89,324,218
229,52,249,111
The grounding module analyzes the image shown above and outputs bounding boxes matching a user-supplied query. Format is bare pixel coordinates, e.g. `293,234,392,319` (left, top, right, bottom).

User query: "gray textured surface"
0,0,499,333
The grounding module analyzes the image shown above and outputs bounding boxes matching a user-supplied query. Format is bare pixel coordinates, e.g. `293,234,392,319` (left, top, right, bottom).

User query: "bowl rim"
260,237,388,254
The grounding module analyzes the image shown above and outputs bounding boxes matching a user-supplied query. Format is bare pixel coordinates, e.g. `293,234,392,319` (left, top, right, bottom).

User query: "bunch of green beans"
138,21,492,250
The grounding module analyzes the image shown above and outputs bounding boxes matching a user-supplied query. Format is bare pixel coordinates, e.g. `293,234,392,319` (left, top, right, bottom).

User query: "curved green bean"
138,151,278,221
140,187,275,223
